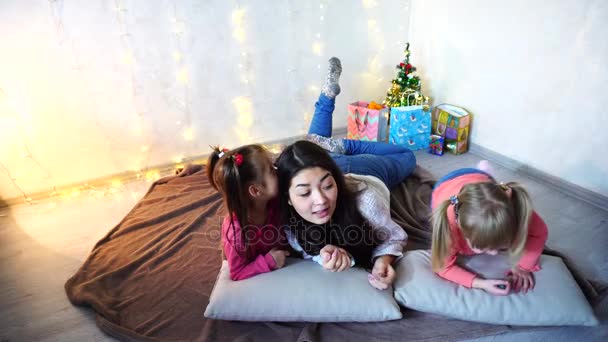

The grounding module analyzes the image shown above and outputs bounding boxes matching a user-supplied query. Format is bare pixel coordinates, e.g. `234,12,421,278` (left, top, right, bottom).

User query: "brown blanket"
65,165,605,342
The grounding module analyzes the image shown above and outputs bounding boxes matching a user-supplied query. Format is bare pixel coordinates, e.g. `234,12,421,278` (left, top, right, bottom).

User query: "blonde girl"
431,168,548,295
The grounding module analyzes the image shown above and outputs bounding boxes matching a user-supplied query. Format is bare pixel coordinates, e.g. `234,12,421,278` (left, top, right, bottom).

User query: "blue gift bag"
389,105,431,150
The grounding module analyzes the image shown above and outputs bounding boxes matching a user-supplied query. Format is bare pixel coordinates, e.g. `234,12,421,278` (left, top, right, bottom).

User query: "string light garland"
231,1,254,144
3,0,418,207
170,0,194,145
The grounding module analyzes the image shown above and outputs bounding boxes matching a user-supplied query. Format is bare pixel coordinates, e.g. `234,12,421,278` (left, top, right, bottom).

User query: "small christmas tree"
384,43,429,107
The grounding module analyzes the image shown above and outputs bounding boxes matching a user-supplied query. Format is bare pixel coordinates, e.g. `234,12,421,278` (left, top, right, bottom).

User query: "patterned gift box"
429,134,445,156
388,105,431,150
432,104,471,155
347,101,389,142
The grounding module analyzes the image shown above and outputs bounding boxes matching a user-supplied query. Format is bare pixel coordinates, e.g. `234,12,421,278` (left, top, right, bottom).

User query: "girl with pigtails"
206,145,290,281
430,167,549,295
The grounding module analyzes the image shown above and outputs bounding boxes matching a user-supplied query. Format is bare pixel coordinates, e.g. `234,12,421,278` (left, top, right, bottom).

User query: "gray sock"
321,57,342,98
306,133,345,154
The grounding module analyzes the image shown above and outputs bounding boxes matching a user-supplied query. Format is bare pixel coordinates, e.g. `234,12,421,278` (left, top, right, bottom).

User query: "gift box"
445,139,468,155
432,104,471,155
347,101,389,142
388,105,431,150
429,134,445,156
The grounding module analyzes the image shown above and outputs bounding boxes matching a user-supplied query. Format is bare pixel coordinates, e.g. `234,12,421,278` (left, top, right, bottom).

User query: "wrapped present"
347,101,389,142
432,104,471,155
445,139,468,154
388,104,431,150
429,134,445,156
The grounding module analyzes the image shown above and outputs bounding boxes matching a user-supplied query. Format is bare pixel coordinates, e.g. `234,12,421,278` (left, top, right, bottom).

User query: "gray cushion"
204,258,402,322
393,250,598,326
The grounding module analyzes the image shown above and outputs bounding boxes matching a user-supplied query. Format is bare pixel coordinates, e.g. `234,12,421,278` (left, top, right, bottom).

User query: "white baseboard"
469,143,608,212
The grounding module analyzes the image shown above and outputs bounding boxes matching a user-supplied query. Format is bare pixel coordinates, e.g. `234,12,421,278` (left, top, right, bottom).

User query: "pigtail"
219,155,252,260
431,199,453,271
505,182,533,262
206,145,223,191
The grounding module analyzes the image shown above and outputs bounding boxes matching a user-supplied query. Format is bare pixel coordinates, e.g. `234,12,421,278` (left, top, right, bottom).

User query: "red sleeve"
436,251,477,288
517,211,548,272
222,217,276,281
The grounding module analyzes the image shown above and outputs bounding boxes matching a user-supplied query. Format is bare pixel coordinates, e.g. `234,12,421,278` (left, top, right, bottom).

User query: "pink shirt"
222,199,287,281
431,173,548,288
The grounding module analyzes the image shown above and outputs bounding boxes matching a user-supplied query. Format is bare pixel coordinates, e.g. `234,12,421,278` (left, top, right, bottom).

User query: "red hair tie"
233,153,243,167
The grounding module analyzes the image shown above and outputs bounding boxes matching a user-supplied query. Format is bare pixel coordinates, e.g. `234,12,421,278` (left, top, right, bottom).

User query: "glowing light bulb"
176,68,189,84
312,42,322,56
232,9,247,43
173,51,182,61
363,0,378,9
183,127,194,141
70,188,81,198
145,170,161,182
233,96,253,128
121,52,135,66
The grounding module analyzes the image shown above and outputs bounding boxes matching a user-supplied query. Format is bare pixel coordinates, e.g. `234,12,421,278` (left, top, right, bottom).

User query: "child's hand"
369,256,396,290
508,266,535,293
320,244,351,272
472,277,511,296
269,248,290,269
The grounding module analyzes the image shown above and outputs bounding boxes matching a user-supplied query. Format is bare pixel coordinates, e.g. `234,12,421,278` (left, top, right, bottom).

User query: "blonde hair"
431,181,533,271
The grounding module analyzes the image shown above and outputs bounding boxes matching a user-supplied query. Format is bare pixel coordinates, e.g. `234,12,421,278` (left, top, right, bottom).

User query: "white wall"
409,0,608,196
0,0,412,200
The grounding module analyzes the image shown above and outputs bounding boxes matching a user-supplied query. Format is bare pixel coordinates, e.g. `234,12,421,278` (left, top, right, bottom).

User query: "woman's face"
287,167,338,225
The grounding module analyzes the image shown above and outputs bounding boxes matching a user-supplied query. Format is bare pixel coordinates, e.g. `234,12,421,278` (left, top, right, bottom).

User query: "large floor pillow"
205,258,403,322
392,250,598,326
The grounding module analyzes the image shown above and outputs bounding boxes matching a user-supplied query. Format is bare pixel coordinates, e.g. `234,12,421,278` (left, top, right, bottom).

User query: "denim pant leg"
308,93,335,137
331,152,417,190
342,139,412,155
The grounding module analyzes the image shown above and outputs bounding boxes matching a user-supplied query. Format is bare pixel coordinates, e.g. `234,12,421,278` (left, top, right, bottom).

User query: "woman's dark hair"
206,144,272,260
275,140,376,268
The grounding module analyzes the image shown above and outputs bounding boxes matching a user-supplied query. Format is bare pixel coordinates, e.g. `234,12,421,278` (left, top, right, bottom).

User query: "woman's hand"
508,266,535,293
269,248,290,269
369,255,396,290
472,277,511,296
320,244,351,272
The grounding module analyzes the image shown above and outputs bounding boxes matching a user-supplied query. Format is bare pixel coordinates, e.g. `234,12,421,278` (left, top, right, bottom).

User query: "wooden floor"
1,150,606,342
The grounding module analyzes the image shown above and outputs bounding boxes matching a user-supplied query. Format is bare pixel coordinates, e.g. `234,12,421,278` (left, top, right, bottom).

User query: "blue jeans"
309,93,416,189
